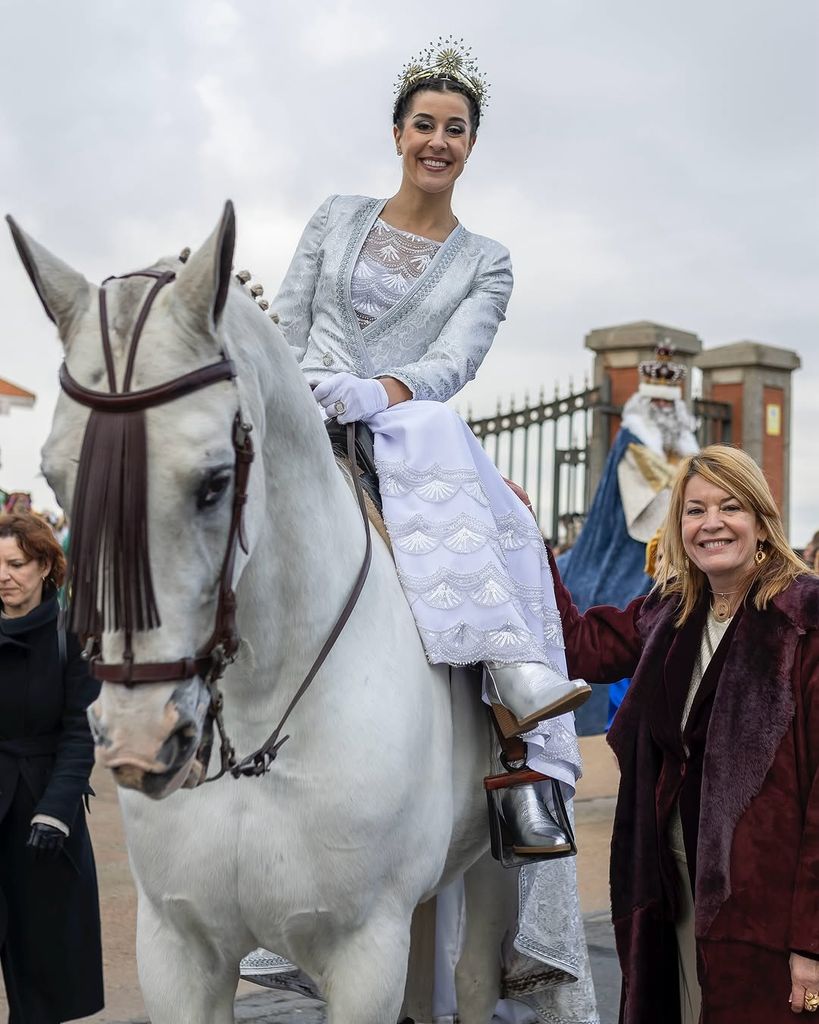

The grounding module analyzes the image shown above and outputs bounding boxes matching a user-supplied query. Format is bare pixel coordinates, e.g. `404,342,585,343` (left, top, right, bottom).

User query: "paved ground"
1,736,622,1023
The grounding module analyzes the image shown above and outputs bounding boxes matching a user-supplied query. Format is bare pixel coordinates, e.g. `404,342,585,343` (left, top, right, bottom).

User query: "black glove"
26,822,66,860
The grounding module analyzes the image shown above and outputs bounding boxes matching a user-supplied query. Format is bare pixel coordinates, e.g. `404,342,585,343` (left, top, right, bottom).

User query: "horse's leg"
321,911,412,1024
455,850,518,1024
136,898,237,1024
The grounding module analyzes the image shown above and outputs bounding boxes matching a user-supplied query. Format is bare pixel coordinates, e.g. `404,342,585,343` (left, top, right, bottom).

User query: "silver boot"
501,783,572,856
484,661,591,737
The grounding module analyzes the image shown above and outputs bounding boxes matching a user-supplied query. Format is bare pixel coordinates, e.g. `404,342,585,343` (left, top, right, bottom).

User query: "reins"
228,423,373,779
61,268,373,783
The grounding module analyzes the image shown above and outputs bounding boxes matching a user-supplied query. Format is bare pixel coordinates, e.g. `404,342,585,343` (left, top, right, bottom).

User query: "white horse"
9,204,516,1024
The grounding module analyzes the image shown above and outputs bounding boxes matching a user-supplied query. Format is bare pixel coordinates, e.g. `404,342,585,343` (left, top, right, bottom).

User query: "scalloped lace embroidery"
400,562,543,612
351,219,441,329
386,510,545,557
521,717,581,765
417,621,560,668
376,460,489,506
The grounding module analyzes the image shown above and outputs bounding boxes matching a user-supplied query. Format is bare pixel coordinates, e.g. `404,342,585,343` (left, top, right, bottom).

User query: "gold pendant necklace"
711,588,740,622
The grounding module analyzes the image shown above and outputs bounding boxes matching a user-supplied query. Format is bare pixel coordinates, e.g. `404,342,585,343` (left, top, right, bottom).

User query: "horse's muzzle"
89,681,208,798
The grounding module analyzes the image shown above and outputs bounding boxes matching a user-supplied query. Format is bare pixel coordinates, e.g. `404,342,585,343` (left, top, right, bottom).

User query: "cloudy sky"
1,0,817,540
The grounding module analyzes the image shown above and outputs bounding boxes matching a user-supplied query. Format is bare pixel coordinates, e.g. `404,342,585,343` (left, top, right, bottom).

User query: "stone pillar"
694,342,801,533
585,321,703,496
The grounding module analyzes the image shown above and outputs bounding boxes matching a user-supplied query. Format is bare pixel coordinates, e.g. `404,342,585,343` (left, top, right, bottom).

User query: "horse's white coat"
18,208,502,1023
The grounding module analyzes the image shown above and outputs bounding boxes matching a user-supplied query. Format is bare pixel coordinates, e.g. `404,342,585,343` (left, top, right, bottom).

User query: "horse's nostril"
157,721,199,769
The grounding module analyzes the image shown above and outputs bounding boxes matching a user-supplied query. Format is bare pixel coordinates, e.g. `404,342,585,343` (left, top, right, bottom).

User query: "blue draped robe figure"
557,428,652,735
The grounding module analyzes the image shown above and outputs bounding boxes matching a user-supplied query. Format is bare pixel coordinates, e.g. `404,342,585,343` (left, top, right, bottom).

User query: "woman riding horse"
273,38,590,853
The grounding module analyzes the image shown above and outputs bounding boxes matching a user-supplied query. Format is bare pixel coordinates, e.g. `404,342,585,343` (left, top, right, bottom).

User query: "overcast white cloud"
0,0,816,539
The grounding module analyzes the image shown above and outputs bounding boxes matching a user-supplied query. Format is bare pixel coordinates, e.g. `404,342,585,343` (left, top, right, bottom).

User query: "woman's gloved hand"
26,822,66,860
312,373,389,424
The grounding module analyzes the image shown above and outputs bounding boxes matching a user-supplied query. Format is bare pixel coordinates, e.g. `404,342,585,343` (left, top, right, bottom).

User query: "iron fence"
466,387,732,546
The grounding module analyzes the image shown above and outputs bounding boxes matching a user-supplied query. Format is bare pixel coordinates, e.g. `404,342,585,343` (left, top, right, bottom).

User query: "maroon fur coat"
551,552,819,1024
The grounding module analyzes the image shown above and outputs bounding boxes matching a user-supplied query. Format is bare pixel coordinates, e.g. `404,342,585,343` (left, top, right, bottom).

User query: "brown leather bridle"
61,269,372,782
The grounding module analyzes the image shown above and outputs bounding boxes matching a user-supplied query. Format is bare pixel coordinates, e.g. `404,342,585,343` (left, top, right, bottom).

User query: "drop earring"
755,542,767,565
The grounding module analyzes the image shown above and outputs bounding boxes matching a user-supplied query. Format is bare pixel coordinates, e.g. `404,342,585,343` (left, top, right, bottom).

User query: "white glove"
312,372,389,424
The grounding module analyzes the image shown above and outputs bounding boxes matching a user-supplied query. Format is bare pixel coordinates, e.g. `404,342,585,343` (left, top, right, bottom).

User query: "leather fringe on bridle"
65,270,175,643
67,404,159,639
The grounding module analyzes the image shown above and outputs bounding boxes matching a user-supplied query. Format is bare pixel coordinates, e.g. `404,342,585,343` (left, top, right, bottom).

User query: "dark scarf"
0,592,59,645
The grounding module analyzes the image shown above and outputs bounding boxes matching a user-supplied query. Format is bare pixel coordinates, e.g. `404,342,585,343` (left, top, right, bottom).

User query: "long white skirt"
369,400,581,791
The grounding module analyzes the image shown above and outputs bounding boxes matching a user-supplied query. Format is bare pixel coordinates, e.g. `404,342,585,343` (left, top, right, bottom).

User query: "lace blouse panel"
351,218,442,329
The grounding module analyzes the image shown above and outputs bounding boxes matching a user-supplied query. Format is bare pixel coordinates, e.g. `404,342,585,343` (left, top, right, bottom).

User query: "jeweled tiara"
395,36,490,114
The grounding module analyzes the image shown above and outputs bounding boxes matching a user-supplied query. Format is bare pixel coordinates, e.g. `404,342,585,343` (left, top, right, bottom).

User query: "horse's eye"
196,471,232,511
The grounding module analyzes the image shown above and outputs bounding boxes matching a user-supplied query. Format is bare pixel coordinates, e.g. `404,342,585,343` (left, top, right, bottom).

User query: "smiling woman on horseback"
273,38,590,854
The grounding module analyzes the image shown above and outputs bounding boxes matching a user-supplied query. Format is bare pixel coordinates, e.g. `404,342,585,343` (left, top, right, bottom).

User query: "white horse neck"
219,293,389,732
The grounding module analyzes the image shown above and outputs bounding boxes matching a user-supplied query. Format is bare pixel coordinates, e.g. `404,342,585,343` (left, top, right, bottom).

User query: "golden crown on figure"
395,36,490,113
638,342,687,400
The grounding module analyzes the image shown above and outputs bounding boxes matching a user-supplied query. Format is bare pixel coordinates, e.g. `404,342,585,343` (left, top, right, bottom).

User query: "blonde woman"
550,445,819,1022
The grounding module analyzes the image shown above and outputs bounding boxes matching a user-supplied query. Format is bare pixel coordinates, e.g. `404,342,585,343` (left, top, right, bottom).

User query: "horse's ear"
5,215,91,344
172,200,236,338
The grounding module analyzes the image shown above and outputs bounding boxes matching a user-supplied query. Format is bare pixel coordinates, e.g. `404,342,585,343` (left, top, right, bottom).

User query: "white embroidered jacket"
273,195,514,402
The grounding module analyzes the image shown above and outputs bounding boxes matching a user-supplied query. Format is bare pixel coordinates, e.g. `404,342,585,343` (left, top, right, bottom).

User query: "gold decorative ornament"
711,592,736,623
395,36,490,114
755,543,767,565
805,991,819,1012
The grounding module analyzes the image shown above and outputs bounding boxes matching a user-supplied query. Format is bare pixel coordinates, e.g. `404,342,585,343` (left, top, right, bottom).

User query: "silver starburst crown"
395,36,490,114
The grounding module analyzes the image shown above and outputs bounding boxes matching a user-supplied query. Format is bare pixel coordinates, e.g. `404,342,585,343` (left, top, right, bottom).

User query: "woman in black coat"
0,512,103,1022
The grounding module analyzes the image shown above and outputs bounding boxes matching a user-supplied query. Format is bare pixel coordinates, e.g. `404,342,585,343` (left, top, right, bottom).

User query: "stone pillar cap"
585,321,702,356
694,341,801,371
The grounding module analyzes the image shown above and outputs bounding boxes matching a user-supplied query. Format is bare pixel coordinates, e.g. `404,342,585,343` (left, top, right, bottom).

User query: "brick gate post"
694,342,801,535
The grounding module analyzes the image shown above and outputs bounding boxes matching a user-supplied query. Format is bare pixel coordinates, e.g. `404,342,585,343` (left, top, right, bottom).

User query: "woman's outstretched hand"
789,952,819,1013
312,373,390,424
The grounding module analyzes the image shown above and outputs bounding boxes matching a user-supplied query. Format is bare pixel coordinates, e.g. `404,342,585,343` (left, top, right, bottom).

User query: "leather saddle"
325,420,383,515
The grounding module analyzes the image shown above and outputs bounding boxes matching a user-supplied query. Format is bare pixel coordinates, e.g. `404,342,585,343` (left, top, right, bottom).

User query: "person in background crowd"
802,530,819,571
1,493,32,516
557,345,699,734
552,445,819,1022
0,512,103,1022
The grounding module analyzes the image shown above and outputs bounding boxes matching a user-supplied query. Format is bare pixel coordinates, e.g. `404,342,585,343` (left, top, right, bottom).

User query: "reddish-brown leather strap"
60,358,236,414
229,422,373,778
488,705,527,766
93,657,211,684
483,769,550,791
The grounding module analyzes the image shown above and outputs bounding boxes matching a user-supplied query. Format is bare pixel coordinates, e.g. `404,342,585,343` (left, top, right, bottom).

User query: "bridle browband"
61,268,372,782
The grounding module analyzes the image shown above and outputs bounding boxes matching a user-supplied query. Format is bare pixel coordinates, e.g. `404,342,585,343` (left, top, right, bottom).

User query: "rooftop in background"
0,377,36,412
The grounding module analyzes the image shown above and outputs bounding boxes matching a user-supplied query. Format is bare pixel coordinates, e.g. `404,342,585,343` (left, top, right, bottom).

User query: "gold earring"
755,543,767,565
